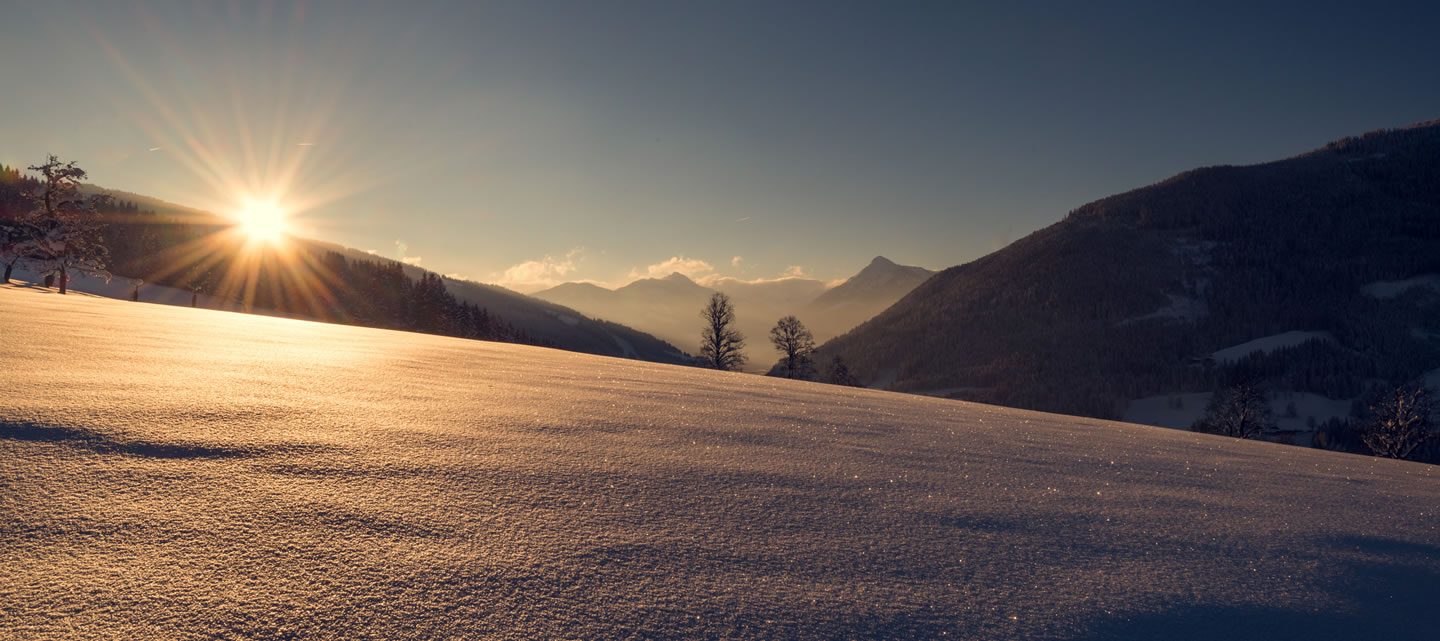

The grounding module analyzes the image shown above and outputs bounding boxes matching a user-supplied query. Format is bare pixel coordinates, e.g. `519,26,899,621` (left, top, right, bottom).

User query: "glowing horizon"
3,1,1438,293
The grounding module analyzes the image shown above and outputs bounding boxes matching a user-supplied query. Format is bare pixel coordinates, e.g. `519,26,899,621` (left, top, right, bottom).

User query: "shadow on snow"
1074,535,1440,641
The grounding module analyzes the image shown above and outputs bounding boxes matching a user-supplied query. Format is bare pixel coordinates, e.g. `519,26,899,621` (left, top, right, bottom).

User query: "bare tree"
1362,385,1434,460
23,156,111,294
699,292,746,371
769,315,816,379
1194,382,1273,439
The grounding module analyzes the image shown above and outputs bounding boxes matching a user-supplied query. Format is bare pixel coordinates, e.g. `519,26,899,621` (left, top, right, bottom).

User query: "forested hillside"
0,167,689,364
818,121,1440,457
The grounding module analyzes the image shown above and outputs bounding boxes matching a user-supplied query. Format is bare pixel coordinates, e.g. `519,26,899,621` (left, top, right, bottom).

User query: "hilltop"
2,285,1436,640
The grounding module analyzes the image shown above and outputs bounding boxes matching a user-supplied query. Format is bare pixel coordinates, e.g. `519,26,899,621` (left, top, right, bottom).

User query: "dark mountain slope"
818,121,1440,422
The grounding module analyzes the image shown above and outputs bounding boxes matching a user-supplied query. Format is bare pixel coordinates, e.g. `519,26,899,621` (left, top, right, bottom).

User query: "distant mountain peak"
548,281,610,293
662,272,696,284
805,256,936,329
849,256,931,283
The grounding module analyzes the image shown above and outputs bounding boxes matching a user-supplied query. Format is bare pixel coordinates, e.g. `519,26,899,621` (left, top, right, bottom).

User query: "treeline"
294,255,541,345
1194,379,1439,463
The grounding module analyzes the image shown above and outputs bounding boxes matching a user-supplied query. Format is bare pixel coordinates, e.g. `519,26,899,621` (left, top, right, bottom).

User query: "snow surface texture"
2,285,1438,640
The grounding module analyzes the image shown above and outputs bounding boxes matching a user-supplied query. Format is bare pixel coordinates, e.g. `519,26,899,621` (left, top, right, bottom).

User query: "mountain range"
534,256,934,368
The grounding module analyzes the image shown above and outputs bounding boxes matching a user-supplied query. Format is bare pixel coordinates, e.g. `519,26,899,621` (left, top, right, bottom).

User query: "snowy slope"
8,267,241,310
1362,274,1440,299
1211,330,1333,363
1,285,1437,640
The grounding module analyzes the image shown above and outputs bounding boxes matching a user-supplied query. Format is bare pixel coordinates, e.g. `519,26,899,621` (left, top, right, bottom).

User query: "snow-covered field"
2,285,1438,640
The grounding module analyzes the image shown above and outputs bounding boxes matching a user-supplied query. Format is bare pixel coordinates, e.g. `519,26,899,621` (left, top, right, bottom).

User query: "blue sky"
2,1,1438,290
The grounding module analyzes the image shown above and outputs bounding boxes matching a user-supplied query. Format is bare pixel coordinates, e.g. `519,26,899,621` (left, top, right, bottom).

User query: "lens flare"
235,199,290,244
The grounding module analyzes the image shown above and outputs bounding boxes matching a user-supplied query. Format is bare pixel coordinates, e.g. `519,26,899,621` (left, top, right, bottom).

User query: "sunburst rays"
74,3,395,321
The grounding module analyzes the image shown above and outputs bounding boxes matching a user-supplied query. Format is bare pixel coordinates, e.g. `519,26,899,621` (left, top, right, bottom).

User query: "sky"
2,1,1439,292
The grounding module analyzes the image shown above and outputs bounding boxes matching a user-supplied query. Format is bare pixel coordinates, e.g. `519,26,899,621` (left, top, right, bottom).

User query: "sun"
235,199,290,244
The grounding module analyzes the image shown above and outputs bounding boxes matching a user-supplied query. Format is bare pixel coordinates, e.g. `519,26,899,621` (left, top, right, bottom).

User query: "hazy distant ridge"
534,257,934,364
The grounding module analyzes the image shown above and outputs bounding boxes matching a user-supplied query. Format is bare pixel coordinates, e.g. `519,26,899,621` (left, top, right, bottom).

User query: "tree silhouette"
699,292,745,371
1362,385,1434,460
825,355,860,387
1194,382,1273,439
23,156,111,294
769,315,816,379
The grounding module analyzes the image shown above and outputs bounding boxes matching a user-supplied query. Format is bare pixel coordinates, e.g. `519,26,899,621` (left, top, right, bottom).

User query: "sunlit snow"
2,285,1437,640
